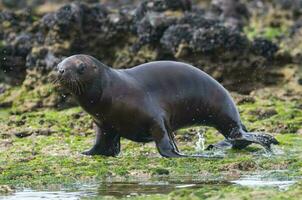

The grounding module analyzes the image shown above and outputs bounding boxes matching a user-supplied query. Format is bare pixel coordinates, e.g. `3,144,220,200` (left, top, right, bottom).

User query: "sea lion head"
55,54,104,95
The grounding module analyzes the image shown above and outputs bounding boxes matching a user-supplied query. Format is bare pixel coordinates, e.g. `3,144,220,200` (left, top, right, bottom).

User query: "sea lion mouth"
61,77,86,95
51,72,86,95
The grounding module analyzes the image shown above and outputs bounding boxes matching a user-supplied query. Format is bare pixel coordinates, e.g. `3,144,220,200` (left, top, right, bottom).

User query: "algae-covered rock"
0,10,34,85
0,0,298,108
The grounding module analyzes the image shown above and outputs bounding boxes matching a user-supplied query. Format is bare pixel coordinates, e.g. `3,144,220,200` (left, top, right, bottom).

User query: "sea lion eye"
77,63,86,74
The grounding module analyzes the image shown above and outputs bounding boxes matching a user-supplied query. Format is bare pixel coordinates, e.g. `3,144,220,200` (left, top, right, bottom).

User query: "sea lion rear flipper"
152,120,222,158
209,129,279,151
151,122,185,158
240,132,279,151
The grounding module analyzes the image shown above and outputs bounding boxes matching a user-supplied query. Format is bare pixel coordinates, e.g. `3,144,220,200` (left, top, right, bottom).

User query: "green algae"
0,109,10,121
245,26,286,41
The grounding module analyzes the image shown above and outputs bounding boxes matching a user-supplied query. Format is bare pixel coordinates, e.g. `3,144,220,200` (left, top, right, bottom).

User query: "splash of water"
195,129,205,152
255,145,285,158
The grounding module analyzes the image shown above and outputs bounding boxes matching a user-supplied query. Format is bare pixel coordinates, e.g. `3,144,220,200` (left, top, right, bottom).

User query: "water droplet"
195,129,205,152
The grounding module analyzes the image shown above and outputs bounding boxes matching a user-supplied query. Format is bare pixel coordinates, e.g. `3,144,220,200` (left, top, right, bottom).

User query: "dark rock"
14,130,32,138
134,0,191,21
133,0,192,51
0,10,34,84
161,11,249,56
152,168,170,175
160,24,192,54
71,111,85,119
160,10,217,54
0,0,284,96
179,11,217,28
134,11,177,51
190,25,249,54
251,38,279,59
15,119,26,126
36,129,54,136
13,33,33,56
276,0,302,16
28,2,134,70
14,129,55,138
209,0,250,30
0,101,12,108
236,95,256,105
1,0,51,9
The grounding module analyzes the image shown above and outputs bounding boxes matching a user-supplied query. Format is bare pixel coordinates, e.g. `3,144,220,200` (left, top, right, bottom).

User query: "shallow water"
1,170,299,200
231,170,297,190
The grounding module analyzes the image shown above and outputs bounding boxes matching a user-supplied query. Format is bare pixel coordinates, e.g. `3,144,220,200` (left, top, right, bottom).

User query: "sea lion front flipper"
82,124,121,156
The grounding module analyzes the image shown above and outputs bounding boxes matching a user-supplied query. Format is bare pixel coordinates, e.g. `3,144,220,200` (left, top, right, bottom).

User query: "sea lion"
54,54,279,157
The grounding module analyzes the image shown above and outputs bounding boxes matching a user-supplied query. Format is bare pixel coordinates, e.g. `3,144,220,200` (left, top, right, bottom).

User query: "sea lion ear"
77,63,86,74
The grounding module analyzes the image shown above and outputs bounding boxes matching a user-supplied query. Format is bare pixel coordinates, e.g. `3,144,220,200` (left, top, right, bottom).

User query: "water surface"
1,170,298,200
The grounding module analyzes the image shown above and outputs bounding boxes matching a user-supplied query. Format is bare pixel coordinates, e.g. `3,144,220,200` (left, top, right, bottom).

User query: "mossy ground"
0,83,301,199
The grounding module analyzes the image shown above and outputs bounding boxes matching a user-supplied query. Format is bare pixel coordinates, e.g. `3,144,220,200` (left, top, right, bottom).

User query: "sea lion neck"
73,65,117,113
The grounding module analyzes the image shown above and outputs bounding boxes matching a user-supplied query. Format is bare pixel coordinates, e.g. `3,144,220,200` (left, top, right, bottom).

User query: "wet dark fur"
55,54,279,157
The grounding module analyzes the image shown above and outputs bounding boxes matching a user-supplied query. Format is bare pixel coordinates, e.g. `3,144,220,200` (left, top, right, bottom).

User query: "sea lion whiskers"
50,74,61,85
68,79,75,94
58,72,82,95
71,78,86,95
71,79,80,95
63,79,76,95
75,79,83,95
75,78,86,95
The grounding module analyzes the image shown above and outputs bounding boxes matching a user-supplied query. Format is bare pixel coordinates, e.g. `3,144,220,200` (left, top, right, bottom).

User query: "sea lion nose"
58,68,65,74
